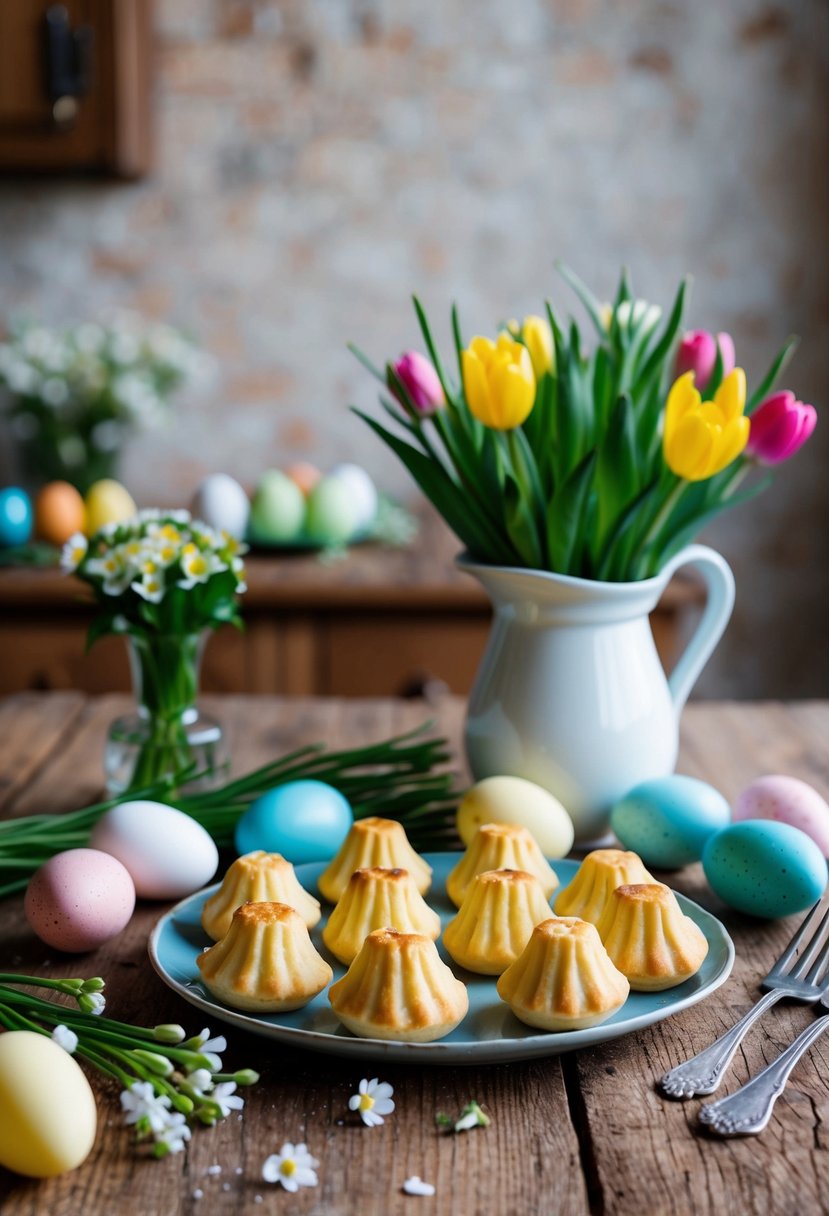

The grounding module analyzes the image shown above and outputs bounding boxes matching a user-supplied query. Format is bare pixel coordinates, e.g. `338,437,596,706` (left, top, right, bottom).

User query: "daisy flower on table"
262,1143,319,1192
349,1077,395,1127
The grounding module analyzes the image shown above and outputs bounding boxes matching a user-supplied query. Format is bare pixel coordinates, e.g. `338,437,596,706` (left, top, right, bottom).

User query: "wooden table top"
1,693,827,1216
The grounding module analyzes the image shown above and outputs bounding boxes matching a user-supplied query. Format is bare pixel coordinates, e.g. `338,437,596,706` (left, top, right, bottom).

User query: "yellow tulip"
663,369,750,481
520,315,555,378
462,334,536,430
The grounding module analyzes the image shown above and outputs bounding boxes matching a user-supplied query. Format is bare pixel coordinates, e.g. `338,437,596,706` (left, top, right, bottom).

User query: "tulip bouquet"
351,267,816,581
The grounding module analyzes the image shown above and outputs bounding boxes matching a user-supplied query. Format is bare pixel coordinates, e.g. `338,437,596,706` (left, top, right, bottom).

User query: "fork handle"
659,989,785,1098
698,1013,829,1135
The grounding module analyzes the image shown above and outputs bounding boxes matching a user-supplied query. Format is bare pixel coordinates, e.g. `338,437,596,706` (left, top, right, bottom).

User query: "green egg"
249,471,305,542
305,476,358,544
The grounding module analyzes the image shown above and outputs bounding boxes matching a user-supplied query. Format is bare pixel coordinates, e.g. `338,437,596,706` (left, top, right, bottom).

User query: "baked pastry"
322,866,441,965
196,901,332,1012
446,823,558,908
596,883,709,992
318,817,432,903
497,917,630,1031
201,851,321,940
328,927,468,1042
443,868,553,975
553,848,654,925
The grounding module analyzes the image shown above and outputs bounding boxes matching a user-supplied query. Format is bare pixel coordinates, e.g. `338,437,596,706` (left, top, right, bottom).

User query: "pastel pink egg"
24,848,136,953
733,775,829,858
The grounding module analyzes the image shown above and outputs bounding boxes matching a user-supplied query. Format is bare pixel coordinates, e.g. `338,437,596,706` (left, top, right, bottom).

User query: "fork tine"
770,898,826,976
790,903,829,978
803,926,829,986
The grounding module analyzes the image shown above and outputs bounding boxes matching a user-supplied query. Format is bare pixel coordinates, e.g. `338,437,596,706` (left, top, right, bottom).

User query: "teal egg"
0,487,33,547
610,775,730,869
234,780,353,864
702,821,828,918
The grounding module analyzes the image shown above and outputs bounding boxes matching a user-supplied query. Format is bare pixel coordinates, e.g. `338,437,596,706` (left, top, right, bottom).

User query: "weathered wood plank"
0,691,86,812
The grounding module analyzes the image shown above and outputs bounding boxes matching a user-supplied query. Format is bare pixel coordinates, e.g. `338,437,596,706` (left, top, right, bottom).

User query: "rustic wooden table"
1,693,828,1216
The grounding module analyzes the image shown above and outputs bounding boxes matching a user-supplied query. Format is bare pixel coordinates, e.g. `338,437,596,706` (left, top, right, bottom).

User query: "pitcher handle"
658,544,735,714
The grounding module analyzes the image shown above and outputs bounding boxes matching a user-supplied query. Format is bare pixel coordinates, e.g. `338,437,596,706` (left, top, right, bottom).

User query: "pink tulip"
746,390,817,465
392,351,444,416
674,330,735,392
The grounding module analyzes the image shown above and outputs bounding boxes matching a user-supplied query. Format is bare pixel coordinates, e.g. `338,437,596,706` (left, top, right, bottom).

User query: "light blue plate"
148,855,734,1065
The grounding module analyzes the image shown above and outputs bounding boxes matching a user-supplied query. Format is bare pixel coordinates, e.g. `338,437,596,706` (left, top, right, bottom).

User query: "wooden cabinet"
0,0,152,176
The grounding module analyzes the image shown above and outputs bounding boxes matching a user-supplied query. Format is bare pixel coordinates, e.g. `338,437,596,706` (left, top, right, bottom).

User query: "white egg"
329,463,378,532
190,473,250,540
90,800,219,899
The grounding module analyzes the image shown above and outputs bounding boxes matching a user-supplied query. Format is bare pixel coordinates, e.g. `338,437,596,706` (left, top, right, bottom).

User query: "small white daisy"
262,1143,319,1192
211,1081,245,1118
60,532,88,573
120,1081,173,1135
348,1077,395,1127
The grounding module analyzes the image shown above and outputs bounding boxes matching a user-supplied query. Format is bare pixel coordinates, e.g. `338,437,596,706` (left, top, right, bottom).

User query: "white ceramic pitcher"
459,544,735,843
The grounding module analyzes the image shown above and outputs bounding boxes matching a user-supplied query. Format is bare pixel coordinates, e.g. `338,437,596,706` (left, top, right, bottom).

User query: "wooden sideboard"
0,509,703,698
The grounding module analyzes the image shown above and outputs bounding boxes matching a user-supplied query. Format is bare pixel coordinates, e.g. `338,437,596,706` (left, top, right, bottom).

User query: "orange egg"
284,462,322,498
34,482,86,546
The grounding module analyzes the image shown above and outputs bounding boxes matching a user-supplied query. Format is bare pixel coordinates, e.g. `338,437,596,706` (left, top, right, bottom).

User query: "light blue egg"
703,821,828,918
610,775,730,869
0,487,32,547
234,780,353,864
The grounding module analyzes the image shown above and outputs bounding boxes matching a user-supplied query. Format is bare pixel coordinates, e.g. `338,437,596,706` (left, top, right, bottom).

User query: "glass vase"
103,631,228,796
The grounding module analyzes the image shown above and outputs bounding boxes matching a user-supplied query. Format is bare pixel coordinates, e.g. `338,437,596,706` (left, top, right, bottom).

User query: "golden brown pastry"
196,901,332,1012
443,869,553,976
322,866,440,965
497,917,630,1031
553,848,654,925
596,883,709,992
446,823,558,908
201,851,321,940
318,817,432,903
328,928,468,1042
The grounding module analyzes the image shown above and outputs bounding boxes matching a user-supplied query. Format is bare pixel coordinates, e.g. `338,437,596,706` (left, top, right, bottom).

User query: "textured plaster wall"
0,0,827,697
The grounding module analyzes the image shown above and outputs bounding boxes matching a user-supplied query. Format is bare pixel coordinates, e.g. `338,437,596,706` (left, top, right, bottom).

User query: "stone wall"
1,0,827,697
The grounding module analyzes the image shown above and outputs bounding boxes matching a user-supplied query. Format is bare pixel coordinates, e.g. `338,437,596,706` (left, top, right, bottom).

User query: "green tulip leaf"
547,449,597,575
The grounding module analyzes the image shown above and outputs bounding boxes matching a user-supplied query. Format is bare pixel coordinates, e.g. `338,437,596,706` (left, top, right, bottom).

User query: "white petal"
358,1079,369,1095
403,1176,436,1197
295,1169,318,1188
261,1158,279,1183
348,1095,361,1111
280,1176,298,1193
373,1097,395,1115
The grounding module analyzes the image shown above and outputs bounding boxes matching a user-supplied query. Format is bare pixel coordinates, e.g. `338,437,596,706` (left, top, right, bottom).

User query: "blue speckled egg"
610,775,730,869
702,821,828,918
234,780,353,864
0,487,32,547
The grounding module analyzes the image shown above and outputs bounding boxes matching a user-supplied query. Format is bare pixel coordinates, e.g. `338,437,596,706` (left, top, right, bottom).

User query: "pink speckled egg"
24,848,136,953
733,776,829,858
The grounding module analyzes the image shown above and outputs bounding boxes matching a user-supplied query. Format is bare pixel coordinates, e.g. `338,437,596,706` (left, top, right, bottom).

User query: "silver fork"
699,986,829,1135
659,898,829,1099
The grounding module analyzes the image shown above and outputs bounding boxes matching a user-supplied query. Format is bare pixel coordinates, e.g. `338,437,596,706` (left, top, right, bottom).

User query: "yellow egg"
34,481,86,546
84,479,137,536
457,775,575,858
0,1031,97,1177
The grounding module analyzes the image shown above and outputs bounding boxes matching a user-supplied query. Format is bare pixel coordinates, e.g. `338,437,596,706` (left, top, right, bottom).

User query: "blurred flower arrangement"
0,315,210,494
63,509,246,791
352,267,816,582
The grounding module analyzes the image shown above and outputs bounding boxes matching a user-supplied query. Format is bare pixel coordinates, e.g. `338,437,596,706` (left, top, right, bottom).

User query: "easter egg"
25,848,136,952
285,461,322,497
0,1031,97,1178
90,800,219,899
733,775,829,857
249,470,305,542
235,780,354,864
0,486,33,547
610,775,731,869
191,473,250,540
84,479,136,536
702,821,828,918
34,481,86,546
305,476,358,545
330,463,378,532
456,775,574,858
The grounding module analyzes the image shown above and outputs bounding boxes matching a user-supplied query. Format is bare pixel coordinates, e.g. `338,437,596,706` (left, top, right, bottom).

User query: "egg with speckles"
25,848,136,952
733,775,829,858
702,821,828,919
610,775,731,869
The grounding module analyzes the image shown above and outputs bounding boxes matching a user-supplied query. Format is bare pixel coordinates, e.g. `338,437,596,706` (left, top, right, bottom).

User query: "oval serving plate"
148,854,734,1065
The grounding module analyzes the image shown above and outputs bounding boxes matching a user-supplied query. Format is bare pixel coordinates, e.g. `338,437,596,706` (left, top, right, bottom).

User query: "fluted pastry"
443,869,553,975
318,817,432,903
553,848,654,925
196,901,332,1012
328,927,468,1042
322,866,441,965
497,917,630,1031
201,851,321,940
446,823,558,908
596,883,709,992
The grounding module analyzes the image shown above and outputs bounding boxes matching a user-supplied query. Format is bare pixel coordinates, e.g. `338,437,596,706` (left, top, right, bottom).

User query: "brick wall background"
1,0,827,697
